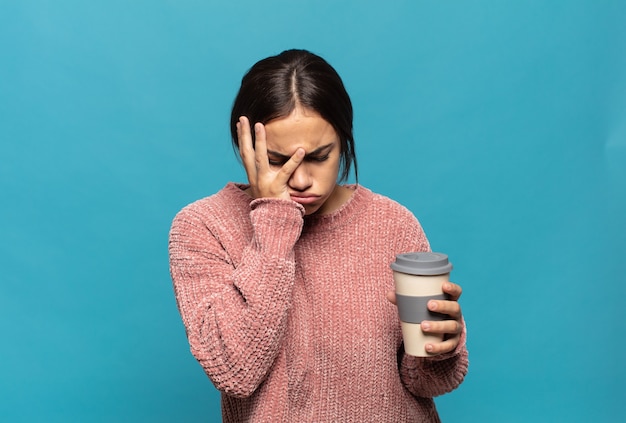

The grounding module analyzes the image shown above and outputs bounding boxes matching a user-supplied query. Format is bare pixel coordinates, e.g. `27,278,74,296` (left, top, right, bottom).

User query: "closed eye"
306,154,330,163
266,143,334,166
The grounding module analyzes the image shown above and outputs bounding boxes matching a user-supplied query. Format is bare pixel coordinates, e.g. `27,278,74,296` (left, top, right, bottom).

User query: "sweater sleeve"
168,197,304,398
399,320,469,398
393,206,469,398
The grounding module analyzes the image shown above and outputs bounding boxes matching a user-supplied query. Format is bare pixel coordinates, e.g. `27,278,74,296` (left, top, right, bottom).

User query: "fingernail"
425,344,434,352
428,300,437,310
422,322,430,331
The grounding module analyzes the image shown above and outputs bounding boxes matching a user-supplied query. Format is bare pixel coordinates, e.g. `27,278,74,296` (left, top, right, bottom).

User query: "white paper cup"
391,252,453,357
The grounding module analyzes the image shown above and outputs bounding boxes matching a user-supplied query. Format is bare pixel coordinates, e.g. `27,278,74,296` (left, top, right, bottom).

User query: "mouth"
290,194,321,205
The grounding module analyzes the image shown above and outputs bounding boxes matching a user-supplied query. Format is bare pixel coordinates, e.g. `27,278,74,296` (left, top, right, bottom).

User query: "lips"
290,195,321,205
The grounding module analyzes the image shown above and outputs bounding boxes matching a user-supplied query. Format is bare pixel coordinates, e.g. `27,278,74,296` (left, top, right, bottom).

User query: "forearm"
170,198,304,397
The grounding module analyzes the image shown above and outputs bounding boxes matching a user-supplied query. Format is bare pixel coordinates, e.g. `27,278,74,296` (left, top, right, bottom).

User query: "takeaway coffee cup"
390,252,453,357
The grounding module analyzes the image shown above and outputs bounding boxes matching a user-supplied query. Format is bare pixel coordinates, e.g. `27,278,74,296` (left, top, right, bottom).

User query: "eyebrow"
267,143,335,160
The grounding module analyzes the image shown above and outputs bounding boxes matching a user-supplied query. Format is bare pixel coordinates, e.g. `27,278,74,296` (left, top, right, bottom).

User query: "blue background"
1,1,625,422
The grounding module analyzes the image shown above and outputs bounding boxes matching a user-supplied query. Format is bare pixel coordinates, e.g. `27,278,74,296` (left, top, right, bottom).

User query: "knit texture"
169,183,468,422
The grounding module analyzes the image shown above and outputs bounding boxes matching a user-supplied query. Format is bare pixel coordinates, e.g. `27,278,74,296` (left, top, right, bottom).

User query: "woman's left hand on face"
387,281,464,355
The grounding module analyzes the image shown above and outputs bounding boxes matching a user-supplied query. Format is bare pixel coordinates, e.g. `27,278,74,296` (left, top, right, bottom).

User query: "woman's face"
264,107,344,215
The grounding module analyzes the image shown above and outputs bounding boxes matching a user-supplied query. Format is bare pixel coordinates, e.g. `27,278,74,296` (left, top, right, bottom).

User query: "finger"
237,116,252,154
237,116,257,182
428,299,462,320
386,290,397,305
275,147,305,184
420,319,463,336
442,281,462,301
425,334,460,355
254,122,270,173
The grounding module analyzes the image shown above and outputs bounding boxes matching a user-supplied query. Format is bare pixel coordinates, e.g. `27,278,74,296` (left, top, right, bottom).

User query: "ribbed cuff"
250,198,305,256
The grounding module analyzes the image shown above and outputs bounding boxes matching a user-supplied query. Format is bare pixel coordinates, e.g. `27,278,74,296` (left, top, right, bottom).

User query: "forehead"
264,108,338,152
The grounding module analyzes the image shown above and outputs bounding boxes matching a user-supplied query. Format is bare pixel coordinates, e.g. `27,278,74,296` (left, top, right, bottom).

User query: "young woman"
169,49,468,422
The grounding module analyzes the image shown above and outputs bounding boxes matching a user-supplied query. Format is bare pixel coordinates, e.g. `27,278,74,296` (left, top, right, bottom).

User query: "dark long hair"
230,49,357,183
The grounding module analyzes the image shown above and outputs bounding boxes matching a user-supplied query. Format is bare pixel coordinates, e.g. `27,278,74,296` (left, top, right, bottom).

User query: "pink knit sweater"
169,183,468,422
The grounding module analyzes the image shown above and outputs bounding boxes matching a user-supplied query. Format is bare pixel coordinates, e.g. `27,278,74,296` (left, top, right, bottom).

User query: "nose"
288,162,312,192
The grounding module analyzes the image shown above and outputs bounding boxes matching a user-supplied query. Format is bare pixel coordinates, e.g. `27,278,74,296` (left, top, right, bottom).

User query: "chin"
303,203,324,216
303,207,320,216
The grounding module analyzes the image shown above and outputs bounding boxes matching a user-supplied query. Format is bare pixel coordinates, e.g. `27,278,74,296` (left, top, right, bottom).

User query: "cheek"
308,155,341,185
310,164,336,185
332,155,342,174
324,158,341,182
